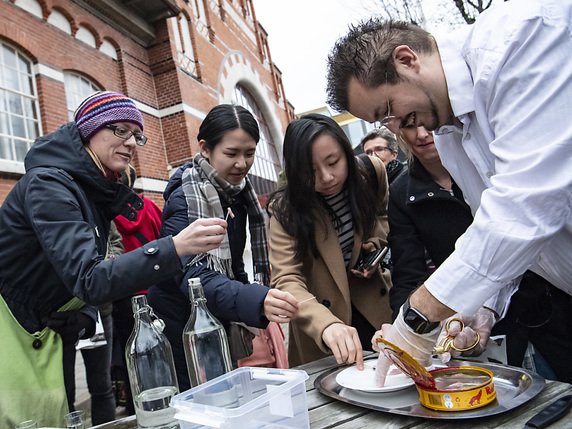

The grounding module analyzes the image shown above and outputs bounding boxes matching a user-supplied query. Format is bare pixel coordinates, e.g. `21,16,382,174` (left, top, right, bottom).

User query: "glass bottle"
126,295,179,429
183,278,233,387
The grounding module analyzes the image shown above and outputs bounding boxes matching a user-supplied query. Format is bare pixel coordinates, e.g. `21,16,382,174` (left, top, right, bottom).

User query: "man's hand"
322,323,364,369
373,306,440,386
436,307,496,363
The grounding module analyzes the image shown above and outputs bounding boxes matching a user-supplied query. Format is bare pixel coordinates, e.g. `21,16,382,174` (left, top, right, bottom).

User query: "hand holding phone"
354,246,388,271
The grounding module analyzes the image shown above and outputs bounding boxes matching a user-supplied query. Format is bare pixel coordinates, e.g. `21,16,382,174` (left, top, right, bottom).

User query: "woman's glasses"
106,125,148,146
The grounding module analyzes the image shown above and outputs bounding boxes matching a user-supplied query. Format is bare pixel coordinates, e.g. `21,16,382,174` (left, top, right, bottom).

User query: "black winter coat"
388,157,473,320
0,123,182,333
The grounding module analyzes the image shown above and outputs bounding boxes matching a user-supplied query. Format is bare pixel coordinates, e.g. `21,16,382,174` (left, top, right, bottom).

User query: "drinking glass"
64,410,85,429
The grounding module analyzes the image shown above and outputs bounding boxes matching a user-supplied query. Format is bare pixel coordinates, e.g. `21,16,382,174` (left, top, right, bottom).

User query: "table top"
93,355,572,429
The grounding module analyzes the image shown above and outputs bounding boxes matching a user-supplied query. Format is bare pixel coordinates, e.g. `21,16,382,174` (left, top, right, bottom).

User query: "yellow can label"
417,381,496,411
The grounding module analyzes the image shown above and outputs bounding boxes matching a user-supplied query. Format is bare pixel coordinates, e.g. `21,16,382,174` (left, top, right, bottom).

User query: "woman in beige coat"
267,114,392,367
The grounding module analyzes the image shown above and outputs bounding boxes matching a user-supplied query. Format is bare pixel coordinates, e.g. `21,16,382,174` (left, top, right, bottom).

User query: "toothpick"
225,207,235,221
299,296,317,305
278,296,317,318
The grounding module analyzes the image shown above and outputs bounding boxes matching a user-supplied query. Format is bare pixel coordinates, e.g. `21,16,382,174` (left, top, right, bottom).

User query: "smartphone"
354,246,389,271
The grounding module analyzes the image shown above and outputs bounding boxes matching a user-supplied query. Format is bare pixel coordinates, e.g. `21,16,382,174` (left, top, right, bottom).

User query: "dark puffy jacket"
388,157,473,320
0,123,182,333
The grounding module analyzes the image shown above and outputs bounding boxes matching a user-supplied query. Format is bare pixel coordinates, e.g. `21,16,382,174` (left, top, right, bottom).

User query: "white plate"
335,360,415,393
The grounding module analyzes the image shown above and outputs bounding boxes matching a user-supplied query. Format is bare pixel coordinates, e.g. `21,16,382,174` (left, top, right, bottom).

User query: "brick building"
0,0,294,205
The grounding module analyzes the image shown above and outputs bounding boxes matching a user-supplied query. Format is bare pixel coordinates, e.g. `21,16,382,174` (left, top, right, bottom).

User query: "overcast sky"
251,0,472,114
252,0,374,114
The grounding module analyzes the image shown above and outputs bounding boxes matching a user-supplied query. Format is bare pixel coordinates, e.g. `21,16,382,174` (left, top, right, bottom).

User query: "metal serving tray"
314,357,545,419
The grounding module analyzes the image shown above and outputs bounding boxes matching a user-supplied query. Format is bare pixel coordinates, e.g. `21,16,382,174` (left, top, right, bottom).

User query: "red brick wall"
0,0,291,208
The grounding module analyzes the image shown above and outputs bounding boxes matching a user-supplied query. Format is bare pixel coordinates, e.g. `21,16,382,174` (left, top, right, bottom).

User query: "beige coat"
269,157,393,366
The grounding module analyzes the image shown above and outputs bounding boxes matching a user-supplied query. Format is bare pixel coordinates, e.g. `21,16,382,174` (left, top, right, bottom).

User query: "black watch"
402,296,440,334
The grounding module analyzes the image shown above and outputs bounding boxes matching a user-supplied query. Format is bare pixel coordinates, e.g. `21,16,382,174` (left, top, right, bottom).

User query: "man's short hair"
326,18,435,113
360,127,398,153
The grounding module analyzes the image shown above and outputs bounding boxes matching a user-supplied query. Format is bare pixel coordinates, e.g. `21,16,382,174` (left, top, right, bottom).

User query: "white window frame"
0,41,40,167
63,72,101,121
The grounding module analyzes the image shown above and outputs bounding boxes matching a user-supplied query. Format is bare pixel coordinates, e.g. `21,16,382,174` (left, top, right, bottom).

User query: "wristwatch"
402,296,440,334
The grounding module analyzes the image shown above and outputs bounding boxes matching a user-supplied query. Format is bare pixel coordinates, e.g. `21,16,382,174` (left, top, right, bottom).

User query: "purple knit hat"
74,91,144,141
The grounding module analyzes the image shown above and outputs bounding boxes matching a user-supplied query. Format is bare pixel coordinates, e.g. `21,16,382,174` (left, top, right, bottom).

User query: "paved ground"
73,352,128,427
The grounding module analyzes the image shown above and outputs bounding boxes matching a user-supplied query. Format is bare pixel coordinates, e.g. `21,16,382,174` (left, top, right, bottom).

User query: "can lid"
376,338,435,389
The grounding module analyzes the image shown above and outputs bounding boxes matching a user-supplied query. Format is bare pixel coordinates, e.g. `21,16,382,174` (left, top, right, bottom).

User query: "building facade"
0,0,294,205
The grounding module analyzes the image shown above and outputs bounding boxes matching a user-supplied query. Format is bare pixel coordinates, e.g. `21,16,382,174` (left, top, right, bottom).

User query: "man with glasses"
326,0,572,385
360,127,406,185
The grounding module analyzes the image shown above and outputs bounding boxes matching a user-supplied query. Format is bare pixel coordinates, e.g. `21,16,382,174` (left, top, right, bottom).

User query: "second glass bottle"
182,277,233,387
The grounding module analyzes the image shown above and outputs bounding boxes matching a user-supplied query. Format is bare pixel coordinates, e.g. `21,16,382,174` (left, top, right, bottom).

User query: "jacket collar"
404,158,469,208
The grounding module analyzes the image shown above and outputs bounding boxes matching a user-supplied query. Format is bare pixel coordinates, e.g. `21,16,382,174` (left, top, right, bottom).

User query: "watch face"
404,307,437,334
404,307,425,330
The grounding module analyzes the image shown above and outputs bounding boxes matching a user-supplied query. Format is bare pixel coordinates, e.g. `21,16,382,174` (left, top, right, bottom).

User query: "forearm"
409,284,455,322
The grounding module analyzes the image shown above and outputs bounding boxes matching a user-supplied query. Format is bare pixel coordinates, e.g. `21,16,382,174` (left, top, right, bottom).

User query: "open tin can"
376,338,496,411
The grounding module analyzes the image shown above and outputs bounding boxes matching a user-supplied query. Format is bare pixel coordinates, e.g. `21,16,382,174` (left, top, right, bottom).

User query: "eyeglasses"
365,147,394,156
376,99,418,134
106,125,147,146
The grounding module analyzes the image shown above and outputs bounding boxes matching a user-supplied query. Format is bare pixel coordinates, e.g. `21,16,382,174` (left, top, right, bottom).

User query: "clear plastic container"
170,367,309,429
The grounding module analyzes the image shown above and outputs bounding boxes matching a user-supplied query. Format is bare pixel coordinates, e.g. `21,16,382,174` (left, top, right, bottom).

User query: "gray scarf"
181,153,270,285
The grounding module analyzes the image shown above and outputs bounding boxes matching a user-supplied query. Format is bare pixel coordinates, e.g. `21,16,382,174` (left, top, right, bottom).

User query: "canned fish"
376,338,496,411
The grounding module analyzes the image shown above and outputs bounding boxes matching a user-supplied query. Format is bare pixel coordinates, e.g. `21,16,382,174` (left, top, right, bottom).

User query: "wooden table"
94,355,572,428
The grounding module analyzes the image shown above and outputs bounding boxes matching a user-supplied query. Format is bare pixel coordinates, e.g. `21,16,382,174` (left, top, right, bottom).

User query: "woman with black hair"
148,104,298,390
267,114,392,367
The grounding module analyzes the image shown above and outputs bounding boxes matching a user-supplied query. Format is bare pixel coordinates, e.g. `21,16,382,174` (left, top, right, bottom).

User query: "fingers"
361,241,376,252
174,218,229,256
445,319,463,336
351,264,377,279
374,352,392,387
350,268,366,278
194,217,228,227
371,329,383,352
361,265,377,279
452,326,480,354
322,324,362,366
264,290,299,322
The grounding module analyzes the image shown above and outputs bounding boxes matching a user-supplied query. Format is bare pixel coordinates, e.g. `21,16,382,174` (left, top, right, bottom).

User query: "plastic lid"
375,338,435,389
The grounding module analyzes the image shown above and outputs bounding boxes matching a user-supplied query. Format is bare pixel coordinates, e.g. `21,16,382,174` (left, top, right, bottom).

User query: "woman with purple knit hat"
0,91,227,428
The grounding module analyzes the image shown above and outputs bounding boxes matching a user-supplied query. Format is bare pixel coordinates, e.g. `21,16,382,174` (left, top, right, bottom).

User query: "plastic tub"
171,367,310,429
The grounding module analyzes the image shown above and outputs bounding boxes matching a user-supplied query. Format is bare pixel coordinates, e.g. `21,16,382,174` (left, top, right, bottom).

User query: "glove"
373,305,440,387
46,310,96,345
436,307,496,363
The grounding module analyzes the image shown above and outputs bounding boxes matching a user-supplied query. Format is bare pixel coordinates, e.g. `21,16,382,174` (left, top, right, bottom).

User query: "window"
14,0,42,19
75,25,96,48
232,84,281,196
64,72,101,120
99,39,118,60
171,14,197,76
0,42,40,162
47,9,72,34
190,0,209,37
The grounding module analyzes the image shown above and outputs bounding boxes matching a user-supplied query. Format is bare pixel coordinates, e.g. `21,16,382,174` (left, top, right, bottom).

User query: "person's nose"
317,167,333,183
124,134,137,147
234,156,247,169
417,126,430,140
